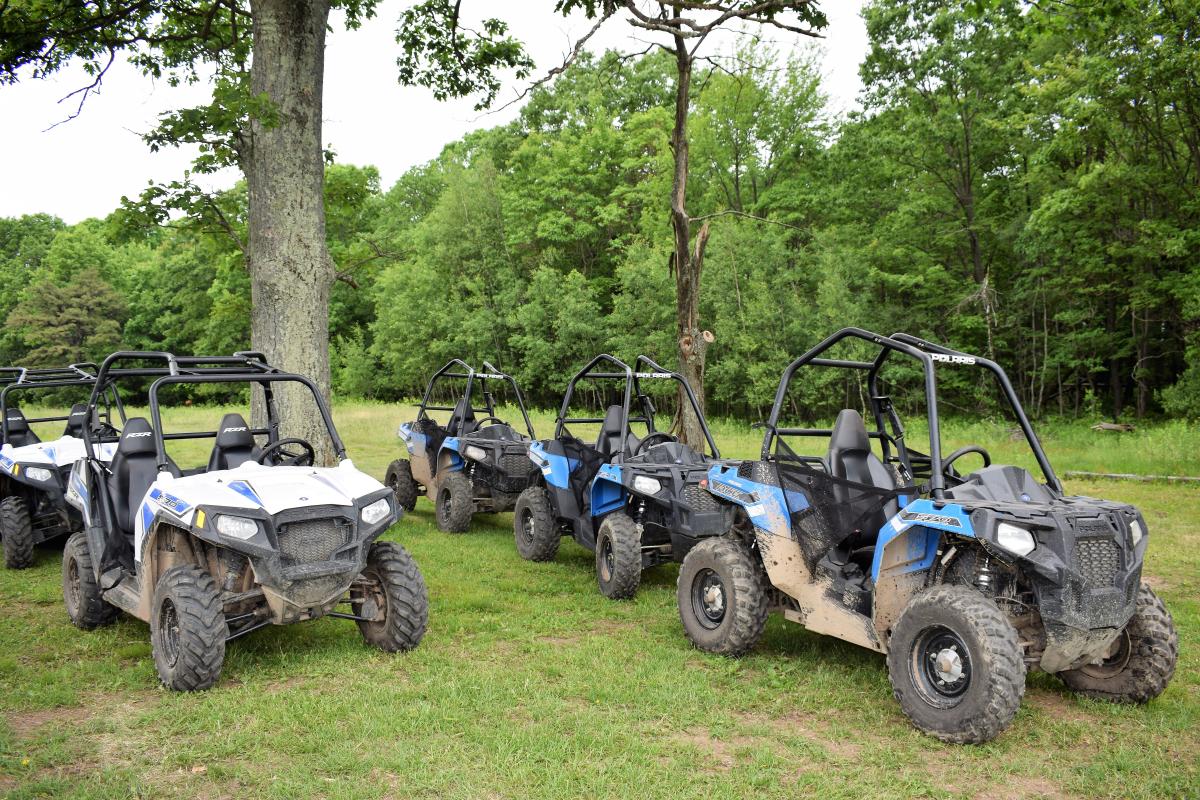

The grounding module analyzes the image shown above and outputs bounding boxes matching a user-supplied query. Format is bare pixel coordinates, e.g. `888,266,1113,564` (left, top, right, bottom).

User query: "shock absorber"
634,499,646,526
973,552,994,594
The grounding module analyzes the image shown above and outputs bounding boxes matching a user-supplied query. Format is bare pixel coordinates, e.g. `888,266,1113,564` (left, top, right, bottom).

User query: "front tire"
62,531,118,629
677,537,768,656
434,470,474,532
385,459,419,512
1,496,34,569
150,566,226,692
595,513,641,600
887,584,1025,744
513,486,559,562
1058,582,1177,704
355,541,429,652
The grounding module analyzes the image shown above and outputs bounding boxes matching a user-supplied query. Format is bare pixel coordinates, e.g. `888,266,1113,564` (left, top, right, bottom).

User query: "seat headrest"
64,403,88,436
117,417,157,456
214,413,255,449
5,407,29,433
829,409,872,456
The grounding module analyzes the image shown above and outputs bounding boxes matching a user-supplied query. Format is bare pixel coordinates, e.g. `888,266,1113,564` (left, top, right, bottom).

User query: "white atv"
0,366,120,568
63,352,428,691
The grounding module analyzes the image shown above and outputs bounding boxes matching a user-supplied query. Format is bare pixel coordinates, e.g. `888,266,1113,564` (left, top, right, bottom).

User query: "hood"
160,459,386,516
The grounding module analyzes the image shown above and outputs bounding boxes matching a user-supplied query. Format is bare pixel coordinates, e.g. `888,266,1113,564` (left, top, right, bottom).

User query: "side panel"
398,422,436,487
590,464,625,517
438,437,465,474
528,440,572,490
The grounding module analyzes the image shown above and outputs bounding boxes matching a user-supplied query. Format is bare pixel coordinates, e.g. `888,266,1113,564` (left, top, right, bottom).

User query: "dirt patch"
975,775,1072,800
674,726,759,772
5,704,93,741
1024,688,1095,726
736,709,863,760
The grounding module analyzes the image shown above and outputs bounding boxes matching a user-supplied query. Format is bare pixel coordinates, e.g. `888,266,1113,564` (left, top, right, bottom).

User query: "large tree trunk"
670,36,710,448
245,0,336,461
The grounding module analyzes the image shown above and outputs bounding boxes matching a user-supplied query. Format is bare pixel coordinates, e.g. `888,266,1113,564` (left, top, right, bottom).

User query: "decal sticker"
900,510,963,528
930,353,976,365
227,480,264,507
149,487,191,516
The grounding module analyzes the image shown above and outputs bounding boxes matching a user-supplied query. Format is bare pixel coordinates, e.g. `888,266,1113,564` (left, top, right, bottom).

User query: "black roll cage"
0,363,126,445
415,359,536,439
82,351,347,473
554,354,721,461
760,327,1061,500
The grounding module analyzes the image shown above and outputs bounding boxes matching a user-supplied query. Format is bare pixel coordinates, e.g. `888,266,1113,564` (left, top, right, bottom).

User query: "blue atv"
680,328,1177,744
512,355,735,599
387,360,537,532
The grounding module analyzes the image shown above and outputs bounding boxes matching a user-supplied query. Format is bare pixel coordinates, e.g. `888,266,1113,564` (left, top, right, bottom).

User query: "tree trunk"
245,0,336,461
670,35,709,448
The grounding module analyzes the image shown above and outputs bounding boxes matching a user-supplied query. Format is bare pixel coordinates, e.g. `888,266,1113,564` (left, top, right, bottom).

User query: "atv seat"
827,409,903,545
4,408,40,448
447,397,478,437
595,405,640,463
207,413,260,471
63,403,88,438
107,417,178,534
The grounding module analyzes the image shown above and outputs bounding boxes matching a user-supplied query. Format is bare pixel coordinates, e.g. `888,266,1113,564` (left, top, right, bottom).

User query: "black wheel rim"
690,568,727,630
1079,630,1132,679
911,625,972,707
159,598,180,668
66,558,81,616
600,537,614,583
521,508,535,545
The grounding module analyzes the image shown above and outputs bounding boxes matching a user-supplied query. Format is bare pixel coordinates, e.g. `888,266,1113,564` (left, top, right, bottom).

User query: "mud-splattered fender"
437,437,466,474
703,464,793,538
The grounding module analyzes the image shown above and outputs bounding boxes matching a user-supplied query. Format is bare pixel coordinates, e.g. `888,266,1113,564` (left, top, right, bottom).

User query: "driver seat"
107,417,176,534
207,413,260,472
595,405,640,462
63,403,88,438
826,409,901,544
4,408,40,447
446,397,478,437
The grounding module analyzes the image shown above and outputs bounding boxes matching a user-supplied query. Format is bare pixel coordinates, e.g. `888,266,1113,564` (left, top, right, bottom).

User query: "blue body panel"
529,440,573,490
439,436,465,473
397,422,425,456
870,499,975,581
704,464,793,538
590,463,625,517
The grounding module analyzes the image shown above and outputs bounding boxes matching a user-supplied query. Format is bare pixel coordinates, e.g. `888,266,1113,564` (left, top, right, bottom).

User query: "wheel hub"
933,647,964,684
691,569,727,629
913,626,972,703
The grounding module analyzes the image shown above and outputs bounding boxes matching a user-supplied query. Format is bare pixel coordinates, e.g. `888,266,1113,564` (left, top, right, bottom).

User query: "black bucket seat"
207,413,260,472
4,408,40,448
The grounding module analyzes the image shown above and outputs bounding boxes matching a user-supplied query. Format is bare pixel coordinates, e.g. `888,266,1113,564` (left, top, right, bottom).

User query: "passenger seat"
207,413,260,471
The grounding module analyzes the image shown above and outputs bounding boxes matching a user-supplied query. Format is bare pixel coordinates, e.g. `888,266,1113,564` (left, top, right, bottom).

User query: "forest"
1,0,1197,424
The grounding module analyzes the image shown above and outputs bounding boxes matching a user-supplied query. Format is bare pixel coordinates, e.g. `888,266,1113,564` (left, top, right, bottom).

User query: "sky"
0,2,868,224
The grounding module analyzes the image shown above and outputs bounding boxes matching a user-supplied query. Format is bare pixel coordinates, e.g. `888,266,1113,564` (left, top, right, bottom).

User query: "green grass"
0,403,1197,798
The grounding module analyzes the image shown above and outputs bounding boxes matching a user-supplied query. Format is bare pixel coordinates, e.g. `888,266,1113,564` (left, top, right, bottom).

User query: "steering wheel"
256,438,316,467
475,416,507,428
634,432,677,456
941,445,991,482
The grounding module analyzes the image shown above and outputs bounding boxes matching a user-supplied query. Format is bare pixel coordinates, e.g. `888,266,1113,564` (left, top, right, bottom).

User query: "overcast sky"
0,1,867,224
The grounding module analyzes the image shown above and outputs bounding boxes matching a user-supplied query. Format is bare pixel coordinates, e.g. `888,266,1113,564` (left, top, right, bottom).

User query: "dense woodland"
1,0,1197,423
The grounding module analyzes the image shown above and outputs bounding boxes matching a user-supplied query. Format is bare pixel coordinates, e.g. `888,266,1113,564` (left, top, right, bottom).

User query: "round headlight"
361,497,392,525
216,514,258,540
995,522,1035,557
632,475,662,495
464,445,487,461
24,466,53,483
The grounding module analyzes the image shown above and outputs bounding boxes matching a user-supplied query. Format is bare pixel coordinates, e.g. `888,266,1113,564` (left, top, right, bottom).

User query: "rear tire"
677,536,768,656
434,470,474,532
355,541,428,652
595,513,641,600
150,566,226,692
385,459,419,512
887,584,1025,744
1,496,34,569
513,486,559,562
1058,582,1177,704
62,531,118,629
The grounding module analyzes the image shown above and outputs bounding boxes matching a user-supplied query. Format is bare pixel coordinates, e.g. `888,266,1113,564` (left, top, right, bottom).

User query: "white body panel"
0,437,116,474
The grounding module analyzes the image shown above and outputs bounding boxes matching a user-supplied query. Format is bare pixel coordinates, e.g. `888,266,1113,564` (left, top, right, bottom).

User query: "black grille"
278,518,351,564
1076,538,1121,586
499,453,533,475
683,483,722,513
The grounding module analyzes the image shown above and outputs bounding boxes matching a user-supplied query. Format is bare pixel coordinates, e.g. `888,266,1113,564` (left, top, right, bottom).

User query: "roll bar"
415,359,535,439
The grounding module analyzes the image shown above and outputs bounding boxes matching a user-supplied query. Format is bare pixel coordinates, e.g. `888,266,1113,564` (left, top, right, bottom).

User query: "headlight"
24,466,53,482
216,514,258,540
632,475,662,494
995,522,1035,556
464,445,487,461
361,497,392,525
1130,519,1145,546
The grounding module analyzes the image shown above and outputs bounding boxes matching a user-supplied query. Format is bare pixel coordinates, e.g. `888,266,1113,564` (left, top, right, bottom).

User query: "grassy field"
0,403,1196,799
